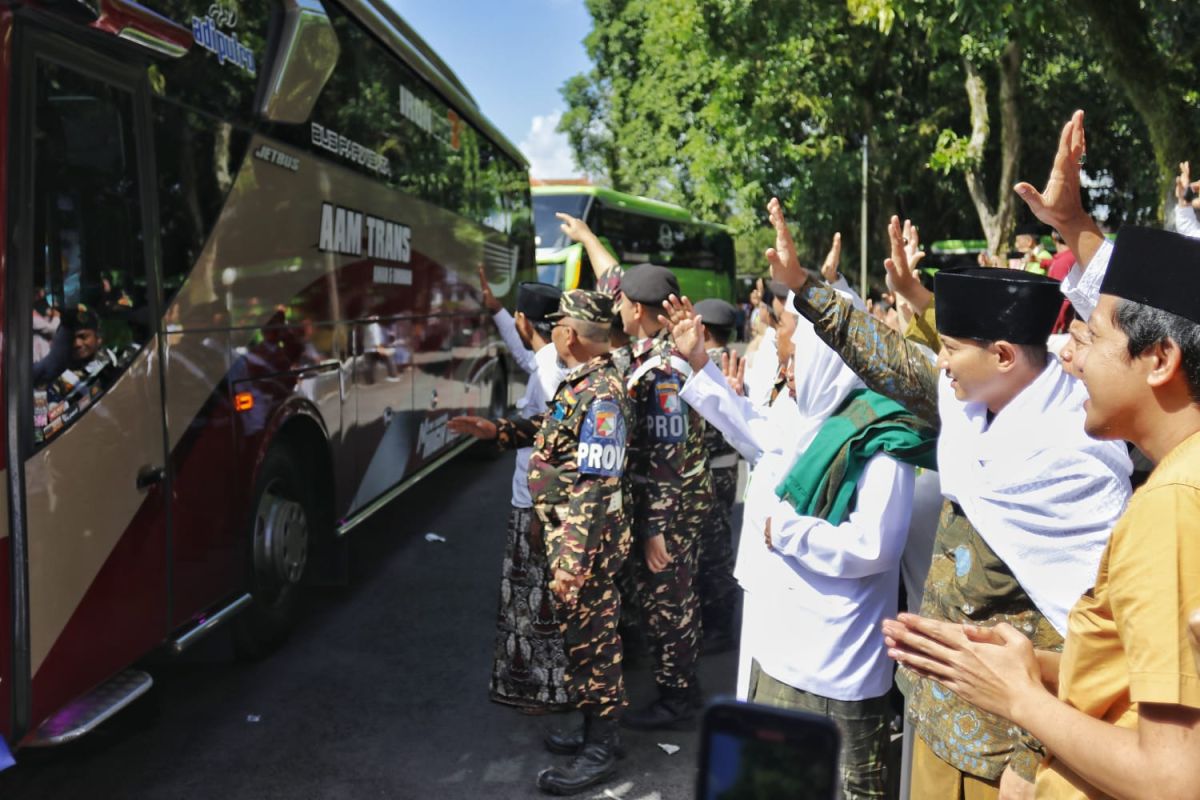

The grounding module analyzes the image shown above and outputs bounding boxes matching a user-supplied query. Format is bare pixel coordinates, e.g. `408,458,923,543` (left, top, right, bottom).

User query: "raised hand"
659,294,707,371
765,197,808,291
556,211,594,244
820,232,842,283
1177,162,1200,208
720,350,746,396
903,219,926,272
447,415,498,440
477,264,502,313
1013,110,1088,231
883,215,933,315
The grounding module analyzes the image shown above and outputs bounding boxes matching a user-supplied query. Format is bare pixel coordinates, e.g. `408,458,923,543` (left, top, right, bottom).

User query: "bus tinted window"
30,61,152,448
592,203,734,275
155,101,252,308
533,193,590,250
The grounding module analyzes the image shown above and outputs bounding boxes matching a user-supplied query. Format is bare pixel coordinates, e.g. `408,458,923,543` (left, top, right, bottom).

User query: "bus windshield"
534,193,589,250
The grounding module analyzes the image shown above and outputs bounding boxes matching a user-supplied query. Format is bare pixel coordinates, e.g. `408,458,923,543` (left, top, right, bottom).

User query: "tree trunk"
1067,0,1200,221
961,40,1021,259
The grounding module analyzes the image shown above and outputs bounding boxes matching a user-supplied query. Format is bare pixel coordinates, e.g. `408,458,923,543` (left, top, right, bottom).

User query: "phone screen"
699,701,839,800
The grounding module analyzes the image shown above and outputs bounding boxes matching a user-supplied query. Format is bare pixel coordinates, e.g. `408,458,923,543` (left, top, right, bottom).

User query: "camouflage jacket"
702,346,739,468
790,280,1054,782
495,353,631,577
623,329,709,539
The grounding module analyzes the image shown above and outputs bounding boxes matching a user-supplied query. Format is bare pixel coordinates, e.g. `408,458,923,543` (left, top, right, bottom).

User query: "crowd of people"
449,110,1200,798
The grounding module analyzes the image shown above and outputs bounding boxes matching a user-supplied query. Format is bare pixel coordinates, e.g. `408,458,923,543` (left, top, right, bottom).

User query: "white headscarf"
787,284,867,453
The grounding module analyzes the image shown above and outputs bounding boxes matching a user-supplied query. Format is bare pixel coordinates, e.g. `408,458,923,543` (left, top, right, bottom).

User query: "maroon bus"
0,0,530,750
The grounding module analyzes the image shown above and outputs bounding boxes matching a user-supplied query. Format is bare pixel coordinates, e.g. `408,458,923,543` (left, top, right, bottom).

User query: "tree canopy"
560,0,1200,284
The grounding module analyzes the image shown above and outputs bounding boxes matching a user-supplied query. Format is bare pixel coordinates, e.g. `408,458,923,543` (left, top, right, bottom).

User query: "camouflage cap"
547,289,614,324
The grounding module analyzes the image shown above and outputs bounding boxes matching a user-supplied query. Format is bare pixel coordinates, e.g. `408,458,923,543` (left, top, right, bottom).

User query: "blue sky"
389,0,592,178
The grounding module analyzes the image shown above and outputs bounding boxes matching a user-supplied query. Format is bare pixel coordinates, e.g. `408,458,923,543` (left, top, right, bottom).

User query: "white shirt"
756,453,914,701
681,360,915,701
1176,205,1200,240
491,310,565,508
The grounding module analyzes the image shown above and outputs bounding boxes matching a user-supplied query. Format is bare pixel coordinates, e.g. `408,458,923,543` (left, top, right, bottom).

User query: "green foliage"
561,0,1195,289
928,129,978,175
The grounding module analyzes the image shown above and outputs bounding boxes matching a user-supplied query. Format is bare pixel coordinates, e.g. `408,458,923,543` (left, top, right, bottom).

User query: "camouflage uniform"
624,328,707,692
497,352,633,719
696,345,740,643
789,279,1056,783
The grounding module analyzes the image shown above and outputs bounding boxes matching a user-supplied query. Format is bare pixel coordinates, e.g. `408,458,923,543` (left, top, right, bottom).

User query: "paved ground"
0,450,740,800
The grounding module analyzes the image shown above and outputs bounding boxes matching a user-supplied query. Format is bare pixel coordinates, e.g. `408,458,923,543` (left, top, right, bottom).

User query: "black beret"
620,264,680,305
934,268,1062,345
516,282,562,322
694,298,737,329
1015,222,1043,238
1101,226,1200,324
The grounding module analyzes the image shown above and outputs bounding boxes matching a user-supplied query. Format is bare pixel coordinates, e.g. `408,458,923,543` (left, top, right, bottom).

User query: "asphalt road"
0,449,739,800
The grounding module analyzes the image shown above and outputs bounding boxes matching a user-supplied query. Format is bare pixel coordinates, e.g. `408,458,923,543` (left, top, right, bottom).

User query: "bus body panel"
3,0,528,747
0,8,13,743
25,344,170,735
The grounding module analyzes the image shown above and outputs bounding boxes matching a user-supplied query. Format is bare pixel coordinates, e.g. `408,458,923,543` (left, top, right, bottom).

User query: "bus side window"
30,61,152,449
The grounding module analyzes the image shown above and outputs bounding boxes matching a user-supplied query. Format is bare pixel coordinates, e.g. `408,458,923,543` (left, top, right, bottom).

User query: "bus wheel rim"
254,481,309,588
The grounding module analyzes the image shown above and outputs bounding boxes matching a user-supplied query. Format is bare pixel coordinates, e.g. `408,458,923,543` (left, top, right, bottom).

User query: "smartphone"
697,699,840,800
1186,185,1197,203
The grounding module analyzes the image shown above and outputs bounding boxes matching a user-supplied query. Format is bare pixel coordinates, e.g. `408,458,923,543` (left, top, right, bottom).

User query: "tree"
561,0,1184,287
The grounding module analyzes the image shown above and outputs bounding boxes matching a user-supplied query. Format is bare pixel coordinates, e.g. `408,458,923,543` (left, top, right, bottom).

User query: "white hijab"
734,284,866,698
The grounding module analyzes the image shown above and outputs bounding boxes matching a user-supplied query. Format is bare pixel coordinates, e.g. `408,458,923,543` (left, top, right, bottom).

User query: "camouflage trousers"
749,660,892,800
697,466,739,636
632,498,702,691
552,524,631,719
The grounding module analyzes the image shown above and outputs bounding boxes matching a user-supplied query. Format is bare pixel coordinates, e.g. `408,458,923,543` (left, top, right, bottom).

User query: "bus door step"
27,669,153,747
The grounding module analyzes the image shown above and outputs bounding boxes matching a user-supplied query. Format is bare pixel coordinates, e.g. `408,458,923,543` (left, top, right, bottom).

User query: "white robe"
491,309,565,508
682,302,916,701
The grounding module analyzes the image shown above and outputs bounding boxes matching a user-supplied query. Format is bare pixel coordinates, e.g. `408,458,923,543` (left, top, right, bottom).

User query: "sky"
390,0,592,179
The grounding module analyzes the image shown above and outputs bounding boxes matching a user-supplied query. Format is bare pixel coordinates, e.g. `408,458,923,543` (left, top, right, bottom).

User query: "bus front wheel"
234,445,312,659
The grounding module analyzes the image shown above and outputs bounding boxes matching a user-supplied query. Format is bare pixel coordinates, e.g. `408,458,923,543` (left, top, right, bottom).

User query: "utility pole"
860,135,869,296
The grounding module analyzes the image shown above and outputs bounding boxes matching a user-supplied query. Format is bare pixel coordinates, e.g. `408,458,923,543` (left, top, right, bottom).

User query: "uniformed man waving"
616,265,713,730
457,290,633,796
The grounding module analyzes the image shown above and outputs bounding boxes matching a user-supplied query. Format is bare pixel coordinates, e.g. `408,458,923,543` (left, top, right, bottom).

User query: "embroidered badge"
577,400,626,477
644,379,685,443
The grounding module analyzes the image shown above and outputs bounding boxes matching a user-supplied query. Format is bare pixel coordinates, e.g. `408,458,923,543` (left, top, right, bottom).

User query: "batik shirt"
790,280,1057,781
495,353,631,577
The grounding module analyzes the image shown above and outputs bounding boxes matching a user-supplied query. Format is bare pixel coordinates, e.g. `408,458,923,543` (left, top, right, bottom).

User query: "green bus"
532,185,737,301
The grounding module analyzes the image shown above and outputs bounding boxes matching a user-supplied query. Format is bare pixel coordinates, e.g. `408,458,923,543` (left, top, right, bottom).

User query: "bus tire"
233,445,313,659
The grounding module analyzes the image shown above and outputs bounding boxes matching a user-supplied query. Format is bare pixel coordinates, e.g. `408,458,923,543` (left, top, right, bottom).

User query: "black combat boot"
536,716,621,795
544,716,627,757
620,685,696,730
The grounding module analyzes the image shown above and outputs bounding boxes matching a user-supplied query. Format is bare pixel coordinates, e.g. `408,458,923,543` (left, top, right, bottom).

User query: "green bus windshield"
532,189,735,288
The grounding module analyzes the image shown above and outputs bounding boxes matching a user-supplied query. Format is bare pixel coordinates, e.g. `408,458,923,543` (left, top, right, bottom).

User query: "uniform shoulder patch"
551,385,579,420
576,399,627,477
641,378,686,443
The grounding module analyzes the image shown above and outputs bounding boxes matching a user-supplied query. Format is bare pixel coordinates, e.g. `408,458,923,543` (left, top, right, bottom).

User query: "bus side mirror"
257,0,340,124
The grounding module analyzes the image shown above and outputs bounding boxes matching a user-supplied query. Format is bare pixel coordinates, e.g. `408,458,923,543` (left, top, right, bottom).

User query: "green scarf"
775,389,938,525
